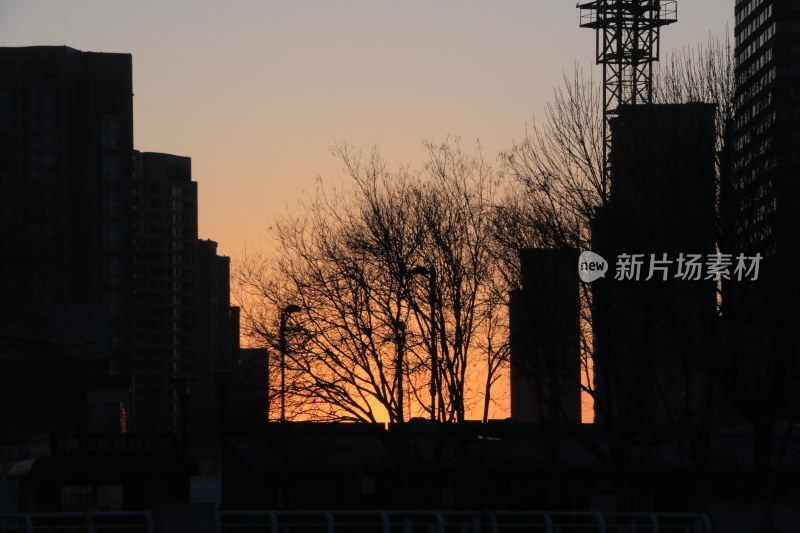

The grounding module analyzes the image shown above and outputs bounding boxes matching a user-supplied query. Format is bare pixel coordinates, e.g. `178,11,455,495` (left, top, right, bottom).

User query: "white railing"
218,510,712,533
0,512,154,532
0,510,711,532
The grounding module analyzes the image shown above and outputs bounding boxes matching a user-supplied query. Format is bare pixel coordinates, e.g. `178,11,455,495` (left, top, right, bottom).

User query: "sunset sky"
1,0,732,259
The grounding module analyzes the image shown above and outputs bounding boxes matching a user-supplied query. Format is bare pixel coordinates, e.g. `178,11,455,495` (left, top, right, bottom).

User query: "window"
102,156,120,183
26,89,56,114
0,89,11,115
100,118,119,150
102,189,121,217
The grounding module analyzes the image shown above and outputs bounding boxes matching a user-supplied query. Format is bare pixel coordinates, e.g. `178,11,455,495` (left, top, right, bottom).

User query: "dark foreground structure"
5,421,800,532
222,421,800,513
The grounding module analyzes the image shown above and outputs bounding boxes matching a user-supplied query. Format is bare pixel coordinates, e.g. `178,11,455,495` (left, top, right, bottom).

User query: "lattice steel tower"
578,0,677,190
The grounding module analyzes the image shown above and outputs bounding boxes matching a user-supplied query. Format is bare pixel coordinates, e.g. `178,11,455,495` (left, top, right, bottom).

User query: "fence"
0,510,711,533
218,510,711,533
0,512,154,532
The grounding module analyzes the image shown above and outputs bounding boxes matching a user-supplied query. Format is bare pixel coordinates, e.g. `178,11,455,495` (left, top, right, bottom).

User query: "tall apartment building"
195,239,240,440
132,154,240,437
0,46,241,442
132,151,198,432
591,104,718,428
0,46,133,434
723,0,800,427
733,0,800,259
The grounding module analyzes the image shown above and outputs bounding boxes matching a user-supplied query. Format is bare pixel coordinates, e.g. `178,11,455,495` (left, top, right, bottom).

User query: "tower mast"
578,0,677,194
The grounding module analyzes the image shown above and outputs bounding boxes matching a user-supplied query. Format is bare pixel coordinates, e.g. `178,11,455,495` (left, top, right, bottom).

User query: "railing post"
434,511,445,533
544,512,554,533
380,511,390,533
269,511,279,533
325,510,334,533
145,511,155,533
648,512,659,533
23,514,32,533
701,513,712,533
596,512,606,533
487,511,498,533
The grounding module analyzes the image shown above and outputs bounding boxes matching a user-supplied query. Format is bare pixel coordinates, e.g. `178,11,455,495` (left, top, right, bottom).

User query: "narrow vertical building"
195,239,240,442
132,151,198,432
510,248,582,424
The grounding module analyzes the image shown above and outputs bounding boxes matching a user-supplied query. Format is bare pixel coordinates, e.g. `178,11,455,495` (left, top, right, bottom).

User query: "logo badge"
579,251,608,283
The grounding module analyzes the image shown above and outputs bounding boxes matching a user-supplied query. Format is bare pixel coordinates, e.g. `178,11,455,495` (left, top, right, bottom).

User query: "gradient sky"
1,1,732,258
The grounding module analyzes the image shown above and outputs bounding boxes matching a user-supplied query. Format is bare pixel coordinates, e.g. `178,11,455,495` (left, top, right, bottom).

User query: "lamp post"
213,368,232,507
172,375,195,456
409,265,438,421
279,304,302,423
213,369,232,436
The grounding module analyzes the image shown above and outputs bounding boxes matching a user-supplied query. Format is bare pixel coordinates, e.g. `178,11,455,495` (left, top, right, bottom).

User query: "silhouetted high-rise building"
510,248,582,424
591,103,717,428
732,0,800,258
0,46,240,447
0,46,133,434
131,154,241,440
194,239,240,441
132,151,198,432
728,0,800,303
721,1,800,428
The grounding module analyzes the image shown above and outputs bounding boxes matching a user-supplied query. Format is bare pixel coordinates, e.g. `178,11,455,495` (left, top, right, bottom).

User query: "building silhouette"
132,151,198,432
0,46,134,434
591,103,718,428
194,238,240,443
732,0,800,259
0,47,239,444
509,248,582,424
132,154,240,440
719,0,800,429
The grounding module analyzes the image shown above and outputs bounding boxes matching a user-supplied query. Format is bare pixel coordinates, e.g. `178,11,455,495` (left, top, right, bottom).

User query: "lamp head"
409,265,430,276
283,304,302,315
172,375,195,399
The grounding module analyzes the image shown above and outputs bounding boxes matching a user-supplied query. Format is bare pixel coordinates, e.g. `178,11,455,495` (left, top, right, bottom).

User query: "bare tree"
409,140,508,422
235,140,510,424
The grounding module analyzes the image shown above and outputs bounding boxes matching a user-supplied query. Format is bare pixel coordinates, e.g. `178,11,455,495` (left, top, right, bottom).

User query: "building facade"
733,0,800,258
194,239,240,443
0,46,133,434
132,155,240,438
723,0,800,428
132,151,199,432
509,248,582,425
591,103,718,428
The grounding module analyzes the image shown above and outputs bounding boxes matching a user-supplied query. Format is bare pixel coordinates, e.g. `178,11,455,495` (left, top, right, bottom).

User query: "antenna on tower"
578,0,677,194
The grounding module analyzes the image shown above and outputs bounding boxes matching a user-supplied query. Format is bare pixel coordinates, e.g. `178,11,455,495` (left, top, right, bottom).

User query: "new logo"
579,251,608,283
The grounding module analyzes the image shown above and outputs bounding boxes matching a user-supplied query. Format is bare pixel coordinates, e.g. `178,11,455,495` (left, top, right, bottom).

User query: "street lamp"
172,375,195,455
213,369,233,435
409,265,439,421
279,304,302,423
213,368,232,507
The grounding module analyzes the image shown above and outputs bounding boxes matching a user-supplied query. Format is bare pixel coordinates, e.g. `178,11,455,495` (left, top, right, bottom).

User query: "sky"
1,0,733,259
